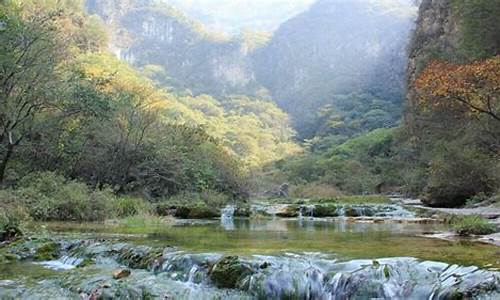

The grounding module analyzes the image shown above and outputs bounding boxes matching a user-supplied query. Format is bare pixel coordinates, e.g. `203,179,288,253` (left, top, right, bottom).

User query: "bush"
114,196,152,218
16,172,116,222
452,215,497,236
0,190,28,241
424,144,497,208
165,190,231,208
466,192,490,207
289,182,342,199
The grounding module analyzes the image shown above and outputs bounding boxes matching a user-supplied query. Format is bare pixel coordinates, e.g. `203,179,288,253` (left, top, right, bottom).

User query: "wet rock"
313,204,338,217
234,206,251,217
274,205,298,218
118,246,163,269
344,207,361,217
209,256,254,289
76,258,94,268
33,242,60,261
113,269,131,280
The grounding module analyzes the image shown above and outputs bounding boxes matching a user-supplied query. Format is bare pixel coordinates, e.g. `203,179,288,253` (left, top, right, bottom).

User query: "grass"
451,215,497,236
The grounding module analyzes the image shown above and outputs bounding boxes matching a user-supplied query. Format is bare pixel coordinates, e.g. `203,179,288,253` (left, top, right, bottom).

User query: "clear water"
1,218,499,299
43,218,499,268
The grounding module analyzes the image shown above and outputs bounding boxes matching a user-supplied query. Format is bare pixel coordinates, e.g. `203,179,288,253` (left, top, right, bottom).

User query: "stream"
0,205,499,299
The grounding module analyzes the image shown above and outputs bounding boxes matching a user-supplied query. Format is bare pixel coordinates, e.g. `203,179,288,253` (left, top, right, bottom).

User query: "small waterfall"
221,205,235,220
299,205,315,218
36,255,83,270
221,205,236,230
336,206,346,217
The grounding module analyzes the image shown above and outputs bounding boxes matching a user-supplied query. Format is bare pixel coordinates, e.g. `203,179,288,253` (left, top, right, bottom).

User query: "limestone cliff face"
405,0,461,119
85,0,260,96
253,0,417,132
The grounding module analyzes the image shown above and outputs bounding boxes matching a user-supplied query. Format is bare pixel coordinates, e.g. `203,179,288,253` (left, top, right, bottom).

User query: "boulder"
209,256,254,289
313,204,338,217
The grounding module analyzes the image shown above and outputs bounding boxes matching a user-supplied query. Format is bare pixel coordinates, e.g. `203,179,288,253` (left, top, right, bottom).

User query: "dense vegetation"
1,0,499,237
0,0,301,231
267,0,500,207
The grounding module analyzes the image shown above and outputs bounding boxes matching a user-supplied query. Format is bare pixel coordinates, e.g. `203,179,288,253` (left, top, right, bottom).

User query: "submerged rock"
209,256,254,289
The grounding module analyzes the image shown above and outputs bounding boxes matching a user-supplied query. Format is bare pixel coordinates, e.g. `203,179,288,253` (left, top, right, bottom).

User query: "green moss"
76,258,93,268
33,242,60,261
312,204,338,217
0,252,18,263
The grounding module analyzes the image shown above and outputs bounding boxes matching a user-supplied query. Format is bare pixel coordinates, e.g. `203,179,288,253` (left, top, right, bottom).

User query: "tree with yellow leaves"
415,56,500,122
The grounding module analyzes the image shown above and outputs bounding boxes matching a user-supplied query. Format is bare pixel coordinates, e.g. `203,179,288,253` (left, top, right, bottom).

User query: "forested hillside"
0,0,299,209
0,0,498,225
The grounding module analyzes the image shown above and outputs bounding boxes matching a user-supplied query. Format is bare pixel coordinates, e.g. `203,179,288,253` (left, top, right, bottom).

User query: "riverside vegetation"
1,0,500,299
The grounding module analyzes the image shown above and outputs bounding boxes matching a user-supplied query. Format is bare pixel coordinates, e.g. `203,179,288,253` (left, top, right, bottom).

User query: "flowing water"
1,216,499,299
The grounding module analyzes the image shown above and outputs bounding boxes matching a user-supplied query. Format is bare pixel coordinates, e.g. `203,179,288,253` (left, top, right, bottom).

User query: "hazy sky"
164,0,316,33
163,0,418,34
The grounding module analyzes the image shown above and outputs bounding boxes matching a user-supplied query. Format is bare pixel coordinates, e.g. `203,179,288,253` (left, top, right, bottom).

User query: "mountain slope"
254,0,417,136
85,0,262,96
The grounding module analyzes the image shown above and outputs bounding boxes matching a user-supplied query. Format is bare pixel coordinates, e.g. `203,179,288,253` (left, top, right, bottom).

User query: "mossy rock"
33,242,60,261
344,207,361,217
275,205,299,218
209,256,254,289
155,203,177,216
175,206,219,219
0,252,18,263
313,204,338,217
234,206,251,217
76,258,94,268
118,248,162,269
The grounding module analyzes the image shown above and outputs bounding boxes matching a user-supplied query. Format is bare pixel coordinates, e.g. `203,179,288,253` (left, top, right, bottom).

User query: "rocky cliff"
404,0,461,128
85,0,262,96
253,0,418,134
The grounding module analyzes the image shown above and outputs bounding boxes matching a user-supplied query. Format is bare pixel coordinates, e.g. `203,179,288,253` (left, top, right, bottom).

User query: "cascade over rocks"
1,237,499,298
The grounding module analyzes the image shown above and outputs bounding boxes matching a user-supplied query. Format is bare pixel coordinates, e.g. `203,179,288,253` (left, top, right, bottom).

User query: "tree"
0,4,69,183
415,56,500,122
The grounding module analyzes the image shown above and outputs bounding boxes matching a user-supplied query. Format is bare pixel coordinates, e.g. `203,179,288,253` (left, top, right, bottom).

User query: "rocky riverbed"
1,237,499,299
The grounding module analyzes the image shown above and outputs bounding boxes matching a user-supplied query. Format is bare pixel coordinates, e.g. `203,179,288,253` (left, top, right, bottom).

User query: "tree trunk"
0,143,14,185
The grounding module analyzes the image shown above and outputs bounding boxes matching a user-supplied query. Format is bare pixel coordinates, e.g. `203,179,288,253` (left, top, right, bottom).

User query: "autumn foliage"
415,56,500,121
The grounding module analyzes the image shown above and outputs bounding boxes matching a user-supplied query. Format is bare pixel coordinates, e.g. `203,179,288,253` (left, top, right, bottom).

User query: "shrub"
0,190,28,241
424,144,497,208
452,215,497,236
466,192,490,207
16,172,116,222
114,196,152,218
289,182,342,199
